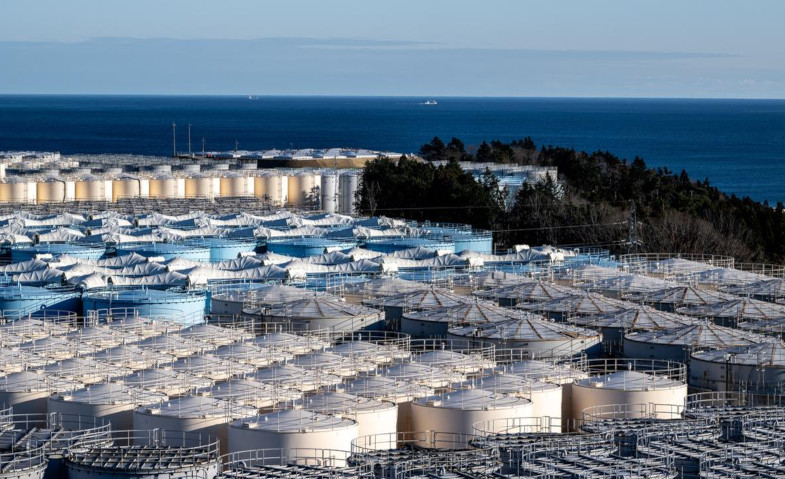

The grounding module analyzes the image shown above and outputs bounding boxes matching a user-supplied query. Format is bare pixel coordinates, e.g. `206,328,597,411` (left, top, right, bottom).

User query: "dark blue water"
0,95,783,203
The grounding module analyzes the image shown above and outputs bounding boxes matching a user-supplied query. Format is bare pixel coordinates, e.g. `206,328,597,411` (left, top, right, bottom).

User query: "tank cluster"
3,206,785,477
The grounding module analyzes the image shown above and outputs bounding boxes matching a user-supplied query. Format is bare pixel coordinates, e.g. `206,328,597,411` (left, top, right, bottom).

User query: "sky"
0,0,783,98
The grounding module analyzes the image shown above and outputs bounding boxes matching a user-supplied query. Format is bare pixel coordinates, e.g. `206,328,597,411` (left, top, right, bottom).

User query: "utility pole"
187,123,192,156
172,122,176,157
627,200,640,254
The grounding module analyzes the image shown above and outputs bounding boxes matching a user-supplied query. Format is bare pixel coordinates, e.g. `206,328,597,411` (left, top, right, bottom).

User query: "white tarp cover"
0,259,49,273
345,247,383,261
0,233,34,245
12,268,66,285
109,271,189,288
301,251,354,265
67,272,109,289
381,254,472,269
257,252,295,265
253,225,329,239
34,228,85,243
351,226,410,239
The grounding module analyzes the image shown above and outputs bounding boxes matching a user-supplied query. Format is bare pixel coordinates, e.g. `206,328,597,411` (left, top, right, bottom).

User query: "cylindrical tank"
220,174,253,197
112,175,142,201
466,374,563,431
302,391,398,441
48,383,166,430
185,175,214,199
570,364,688,425
254,173,285,205
0,178,30,203
339,171,360,214
37,178,67,203
690,341,785,393
344,375,433,434
287,171,318,206
204,237,257,262
134,395,257,454
264,297,384,333
410,389,533,447
228,410,358,456
149,175,178,198
115,240,211,262
74,175,106,201
320,173,338,213
82,289,207,324
0,372,82,415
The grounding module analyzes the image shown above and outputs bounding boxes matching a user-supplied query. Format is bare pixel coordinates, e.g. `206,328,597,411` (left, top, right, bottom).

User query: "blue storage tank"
422,226,493,254
0,285,81,314
10,243,106,263
364,237,455,254
81,289,207,324
266,238,357,258
115,241,211,262
203,237,257,262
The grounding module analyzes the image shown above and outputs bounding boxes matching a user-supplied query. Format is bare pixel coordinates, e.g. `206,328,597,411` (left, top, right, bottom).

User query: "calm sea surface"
0,96,783,203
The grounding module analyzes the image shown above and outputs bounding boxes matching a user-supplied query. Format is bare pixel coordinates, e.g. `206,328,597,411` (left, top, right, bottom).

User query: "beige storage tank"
185,175,214,199
220,173,253,197
48,382,166,430
410,389,533,447
301,391,398,441
570,365,687,425
0,177,30,203
254,173,285,205
345,375,433,434
287,171,318,206
149,175,178,199
74,175,106,201
112,174,142,201
228,409,358,458
466,374,563,431
37,178,67,203
134,395,257,454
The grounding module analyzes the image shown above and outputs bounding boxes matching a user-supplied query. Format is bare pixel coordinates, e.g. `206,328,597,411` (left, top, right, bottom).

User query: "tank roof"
344,375,433,402
415,388,529,410
476,280,577,303
574,370,684,391
691,341,785,367
266,296,379,319
139,394,257,418
630,285,736,306
573,305,698,331
366,288,472,309
54,382,166,405
0,370,81,392
625,322,766,348
677,297,785,320
236,409,357,432
403,299,527,325
449,315,600,341
302,391,395,415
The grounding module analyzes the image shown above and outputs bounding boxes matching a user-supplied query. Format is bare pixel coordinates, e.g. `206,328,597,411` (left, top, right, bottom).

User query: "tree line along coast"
355,137,785,263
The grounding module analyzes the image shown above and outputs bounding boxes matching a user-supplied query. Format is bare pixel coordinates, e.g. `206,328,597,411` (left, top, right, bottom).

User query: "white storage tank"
690,341,785,393
149,175,178,198
253,364,343,393
228,409,358,457
301,391,397,441
345,375,433,434
338,171,360,215
48,382,166,430
0,177,30,203
254,172,286,205
220,173,253,197
36,177,67,203
287,171,318,206
462,374,563,430
401,300,527,338
133,395,257,454
185,174,214,199
410,389,533,447
112,174,142,201
0,371,81,415
320,172,338,213
570,367,688,425
74,175,106,201
623,322,768,363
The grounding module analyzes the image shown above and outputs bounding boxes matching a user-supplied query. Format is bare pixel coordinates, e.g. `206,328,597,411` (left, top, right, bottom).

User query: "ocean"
0,95,783,203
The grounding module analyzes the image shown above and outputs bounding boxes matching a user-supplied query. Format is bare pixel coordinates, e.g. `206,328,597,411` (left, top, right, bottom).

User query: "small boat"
422,100,438,105
248,95,259,100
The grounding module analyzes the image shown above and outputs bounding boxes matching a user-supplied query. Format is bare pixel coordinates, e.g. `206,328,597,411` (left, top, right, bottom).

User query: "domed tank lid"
484,280,563,302
631,285,735,306
344,277,427,298
677,298,785,320
206,378,301,403
691,340,785,367
404,299,527,325
344,376,433,402
625,322,767,348
123,367,213,391
138,395,256,418
574,370,684,391
415,388,529,410
368,288,472,310
301,391,395,414
517,291,629,315
382,362,464,384
114,173,140,181
449,314,600,341
267,296,378,319
499,359,587,383
56,382,166,405
252,332,328,352
0,370,82,392
573,305,697,331
459,373,559,395
237,409,357,432
77,174,101,181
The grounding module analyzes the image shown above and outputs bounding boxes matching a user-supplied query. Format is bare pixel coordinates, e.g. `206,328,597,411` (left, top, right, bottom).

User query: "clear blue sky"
1,0,783,98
